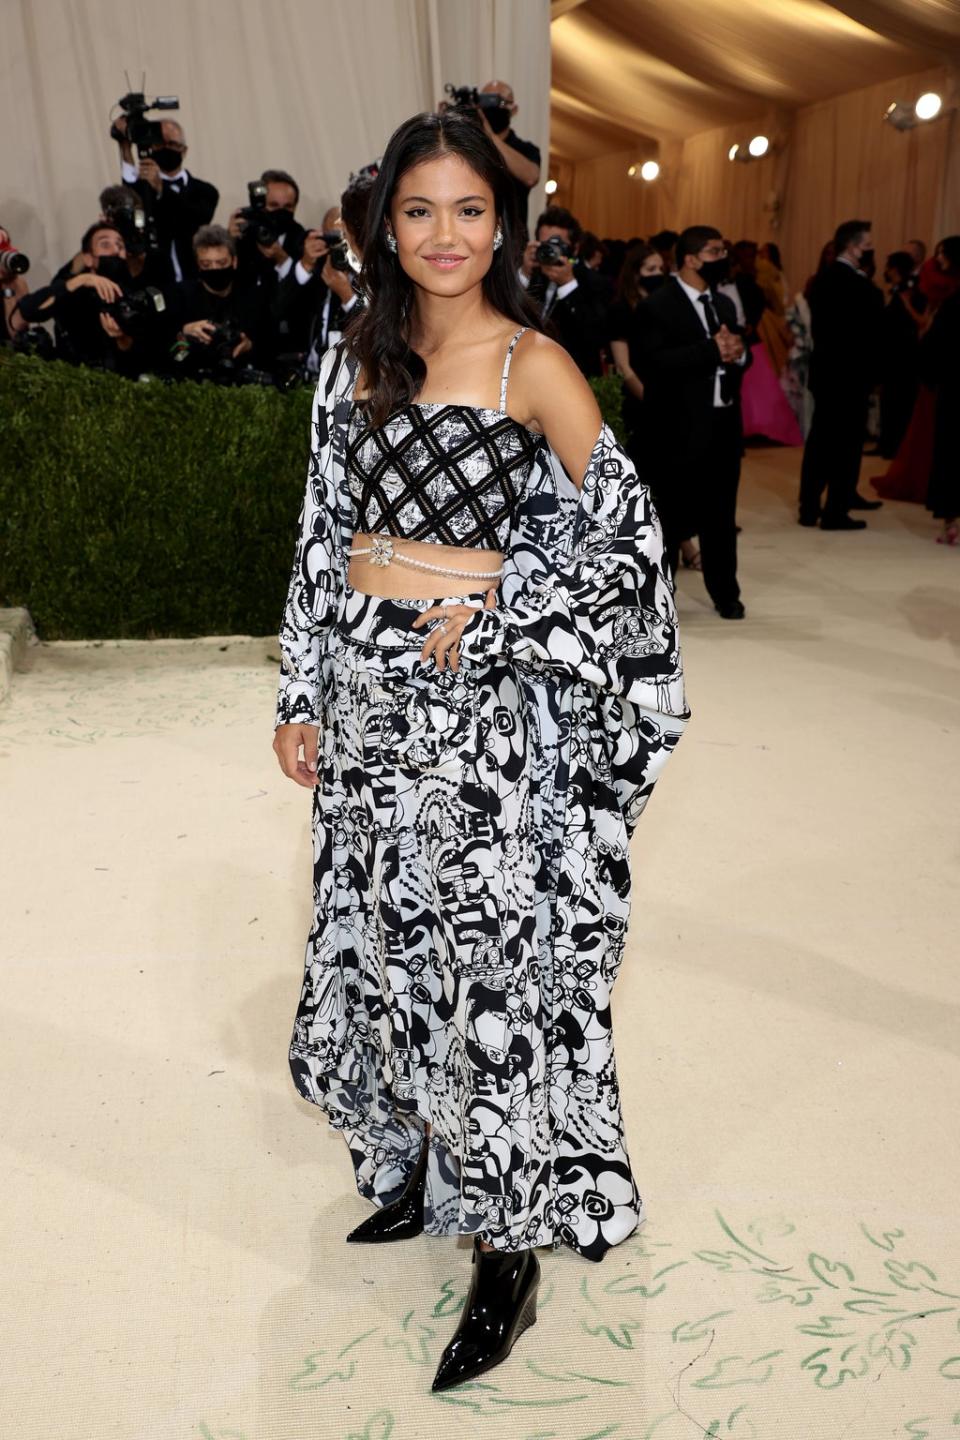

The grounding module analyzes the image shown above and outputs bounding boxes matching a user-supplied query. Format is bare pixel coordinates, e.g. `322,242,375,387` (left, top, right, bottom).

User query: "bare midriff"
347,534,503,599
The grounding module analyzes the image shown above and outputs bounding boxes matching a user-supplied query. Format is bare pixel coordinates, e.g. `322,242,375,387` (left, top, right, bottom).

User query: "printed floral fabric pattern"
277,340,690,1262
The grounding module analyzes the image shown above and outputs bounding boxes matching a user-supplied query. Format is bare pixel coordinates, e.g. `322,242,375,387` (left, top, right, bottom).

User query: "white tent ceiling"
550,0,958,159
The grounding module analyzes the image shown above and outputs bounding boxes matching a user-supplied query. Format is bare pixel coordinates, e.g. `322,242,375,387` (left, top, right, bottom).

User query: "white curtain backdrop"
2,0,551,285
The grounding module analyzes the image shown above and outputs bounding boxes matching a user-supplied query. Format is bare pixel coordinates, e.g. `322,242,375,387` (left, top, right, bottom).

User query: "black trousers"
799,385,870,521
661,405,742,609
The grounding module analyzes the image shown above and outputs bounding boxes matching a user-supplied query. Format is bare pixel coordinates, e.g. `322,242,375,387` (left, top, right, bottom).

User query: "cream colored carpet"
2,449,959,1440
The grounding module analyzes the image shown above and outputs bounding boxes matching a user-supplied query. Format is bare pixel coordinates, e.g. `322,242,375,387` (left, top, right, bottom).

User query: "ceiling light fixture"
544,178,558,194
915,91,942,121
748,134,770,157
640,160,660,182
885,92,947,131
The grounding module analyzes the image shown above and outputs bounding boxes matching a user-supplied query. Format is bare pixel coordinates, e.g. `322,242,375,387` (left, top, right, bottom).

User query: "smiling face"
387,152,498,295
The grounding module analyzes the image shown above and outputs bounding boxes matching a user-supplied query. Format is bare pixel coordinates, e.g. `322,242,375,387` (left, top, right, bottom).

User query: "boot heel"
513,1288,538,1341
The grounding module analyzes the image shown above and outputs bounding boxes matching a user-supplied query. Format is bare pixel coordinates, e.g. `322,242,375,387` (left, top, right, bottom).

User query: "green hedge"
0,352,624,640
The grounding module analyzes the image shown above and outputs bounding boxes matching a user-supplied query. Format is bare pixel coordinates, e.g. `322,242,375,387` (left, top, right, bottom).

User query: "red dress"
874,261,960,504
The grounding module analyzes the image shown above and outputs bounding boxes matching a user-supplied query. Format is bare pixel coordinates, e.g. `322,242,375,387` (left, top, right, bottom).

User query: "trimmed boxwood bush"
0,352,625,640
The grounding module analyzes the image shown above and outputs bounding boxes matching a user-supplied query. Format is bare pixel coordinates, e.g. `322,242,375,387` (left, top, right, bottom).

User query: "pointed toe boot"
431,1236,540,1391
345,1129,429,1244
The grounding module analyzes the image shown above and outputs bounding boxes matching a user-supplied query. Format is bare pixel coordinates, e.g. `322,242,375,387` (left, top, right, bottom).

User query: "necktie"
542,282,558,318
698,292,720,334
699,292,734,403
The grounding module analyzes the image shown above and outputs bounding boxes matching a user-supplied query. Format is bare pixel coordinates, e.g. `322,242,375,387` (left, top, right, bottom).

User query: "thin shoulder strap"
499,326,527,411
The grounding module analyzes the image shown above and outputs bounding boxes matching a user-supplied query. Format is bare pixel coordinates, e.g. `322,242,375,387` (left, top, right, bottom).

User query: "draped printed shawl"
276,338,690,840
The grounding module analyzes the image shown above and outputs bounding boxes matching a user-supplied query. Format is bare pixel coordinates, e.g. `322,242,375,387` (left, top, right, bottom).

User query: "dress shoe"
345,1129,428,1243
849,494,883,510
820,515,867,530
715,600,746,620
431,1236,540,1392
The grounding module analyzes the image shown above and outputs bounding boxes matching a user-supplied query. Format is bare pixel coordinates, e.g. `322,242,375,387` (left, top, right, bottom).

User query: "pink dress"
740,340,804,445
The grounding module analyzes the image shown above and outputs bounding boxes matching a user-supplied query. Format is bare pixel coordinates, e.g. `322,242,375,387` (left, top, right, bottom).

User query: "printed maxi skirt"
288,582,644,1262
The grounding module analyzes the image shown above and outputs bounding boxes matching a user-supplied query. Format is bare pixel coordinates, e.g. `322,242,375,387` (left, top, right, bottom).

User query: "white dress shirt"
517,268,578,314
673,273,746,408
305,287,358,373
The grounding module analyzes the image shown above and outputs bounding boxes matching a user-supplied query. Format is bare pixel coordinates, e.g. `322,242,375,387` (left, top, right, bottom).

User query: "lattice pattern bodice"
345,399,544,550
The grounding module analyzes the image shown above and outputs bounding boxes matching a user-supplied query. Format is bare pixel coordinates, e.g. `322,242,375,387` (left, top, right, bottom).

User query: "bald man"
474,80,542,240
114,115,219,282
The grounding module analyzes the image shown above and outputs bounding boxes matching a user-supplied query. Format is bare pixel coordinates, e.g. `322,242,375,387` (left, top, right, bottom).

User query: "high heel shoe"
345,1129,429,1243
431,1235,540,1392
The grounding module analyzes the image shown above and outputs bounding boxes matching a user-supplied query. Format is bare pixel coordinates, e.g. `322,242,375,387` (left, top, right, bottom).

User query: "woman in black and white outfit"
273,110,689,1394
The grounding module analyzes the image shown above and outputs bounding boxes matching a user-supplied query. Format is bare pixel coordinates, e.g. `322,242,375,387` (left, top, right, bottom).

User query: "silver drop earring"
385,231,397,253
493,225,503,251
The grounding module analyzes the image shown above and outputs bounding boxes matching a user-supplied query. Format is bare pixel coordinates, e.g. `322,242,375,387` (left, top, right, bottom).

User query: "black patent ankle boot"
345,1129,429,1243
431,1236,540,1391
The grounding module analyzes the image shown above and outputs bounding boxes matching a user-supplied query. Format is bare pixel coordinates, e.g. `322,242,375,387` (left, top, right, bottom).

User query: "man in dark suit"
228,169,308,292
799,218,884,529
634,225,751,620
115,116,218,283
519,206,610,377
273,205,360,373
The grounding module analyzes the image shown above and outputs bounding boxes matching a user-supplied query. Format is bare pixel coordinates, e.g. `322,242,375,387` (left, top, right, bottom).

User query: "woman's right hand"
273,723,320,787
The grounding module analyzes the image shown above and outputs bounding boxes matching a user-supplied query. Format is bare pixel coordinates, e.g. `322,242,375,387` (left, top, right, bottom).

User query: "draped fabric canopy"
549,0,959,286
551,0,957,156
3,0,550,287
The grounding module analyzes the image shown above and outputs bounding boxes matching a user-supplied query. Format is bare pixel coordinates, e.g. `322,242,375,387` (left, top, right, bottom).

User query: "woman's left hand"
411,586,497,672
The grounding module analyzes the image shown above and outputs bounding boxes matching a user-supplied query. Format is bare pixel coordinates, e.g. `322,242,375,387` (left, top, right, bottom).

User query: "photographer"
15,223,167,376
228,170,307,292
166,224,272,382
1,225,32,344
518,206,610,377
115,115,218,282
273,166,374,374
441,81,540,239
50,186,176,292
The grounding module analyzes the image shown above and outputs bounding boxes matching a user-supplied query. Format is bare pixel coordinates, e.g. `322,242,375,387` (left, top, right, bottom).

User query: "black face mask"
200,267,234,293
96,255,129,285
699,257,729,287
151,147,185,174
641,272,668,293
486,105,511,134
858,248,875,270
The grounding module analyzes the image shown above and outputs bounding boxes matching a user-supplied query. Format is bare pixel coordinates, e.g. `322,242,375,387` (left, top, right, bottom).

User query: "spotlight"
640,160,660,182
884,101,914,131
627,164,637,177
748,134,770,157
544,178,558,195
915,91,942,121
728,143,741,162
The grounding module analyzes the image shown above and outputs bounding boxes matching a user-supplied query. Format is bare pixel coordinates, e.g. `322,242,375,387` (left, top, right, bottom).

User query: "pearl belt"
349,534,503,580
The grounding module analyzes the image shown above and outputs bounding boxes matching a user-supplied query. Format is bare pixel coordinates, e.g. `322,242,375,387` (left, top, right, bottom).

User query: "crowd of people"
2,87,957,568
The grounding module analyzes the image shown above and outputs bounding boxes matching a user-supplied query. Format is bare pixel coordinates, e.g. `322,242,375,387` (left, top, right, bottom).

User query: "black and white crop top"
345,325,544,551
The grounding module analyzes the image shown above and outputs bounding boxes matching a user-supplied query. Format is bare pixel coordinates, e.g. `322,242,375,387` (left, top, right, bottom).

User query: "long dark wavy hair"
346,110,543,428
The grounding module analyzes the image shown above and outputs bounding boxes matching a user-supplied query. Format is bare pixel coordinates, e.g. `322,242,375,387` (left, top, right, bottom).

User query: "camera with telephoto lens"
236,181,288,247
443,83,511,133
110,91,180,154
103,198,160,258
101,286,166,337
321,229,351,271
172,319,261,385
0,241,30,276
535,235,574,267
